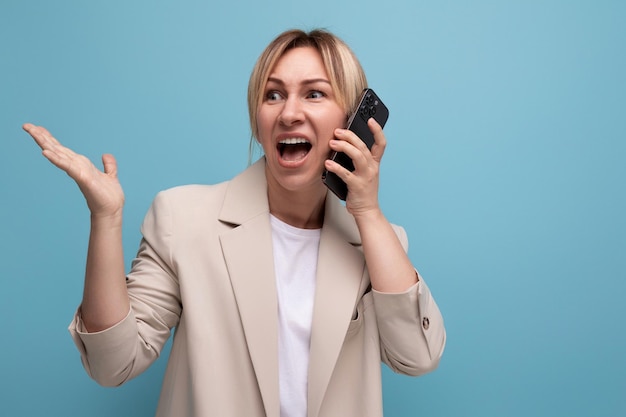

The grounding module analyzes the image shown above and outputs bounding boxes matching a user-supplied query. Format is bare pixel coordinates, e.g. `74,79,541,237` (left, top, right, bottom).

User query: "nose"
278,95,304,127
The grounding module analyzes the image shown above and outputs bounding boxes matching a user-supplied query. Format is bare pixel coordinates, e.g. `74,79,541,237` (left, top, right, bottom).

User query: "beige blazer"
69,159,446,417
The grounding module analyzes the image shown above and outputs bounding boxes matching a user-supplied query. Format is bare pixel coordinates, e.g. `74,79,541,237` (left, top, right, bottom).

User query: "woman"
23,29,445,417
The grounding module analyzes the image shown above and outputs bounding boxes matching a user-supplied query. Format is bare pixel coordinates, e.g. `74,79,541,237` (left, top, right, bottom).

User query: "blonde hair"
247,29,368,158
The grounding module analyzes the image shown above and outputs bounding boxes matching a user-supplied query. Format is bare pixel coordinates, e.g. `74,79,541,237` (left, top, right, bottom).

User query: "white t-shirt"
270,214,321,417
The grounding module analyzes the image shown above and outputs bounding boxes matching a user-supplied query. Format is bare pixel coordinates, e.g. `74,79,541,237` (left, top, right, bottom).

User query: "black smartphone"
322,88,389,200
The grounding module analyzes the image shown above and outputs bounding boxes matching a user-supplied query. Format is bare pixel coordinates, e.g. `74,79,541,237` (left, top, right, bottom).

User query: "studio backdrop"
2,1,625,416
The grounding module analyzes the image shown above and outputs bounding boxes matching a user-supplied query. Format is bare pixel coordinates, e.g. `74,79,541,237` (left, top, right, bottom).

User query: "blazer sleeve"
68,191,181,387
371,224,446,376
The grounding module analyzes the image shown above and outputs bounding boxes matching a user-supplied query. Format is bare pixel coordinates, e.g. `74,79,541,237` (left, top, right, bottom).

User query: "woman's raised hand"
23,123,125,219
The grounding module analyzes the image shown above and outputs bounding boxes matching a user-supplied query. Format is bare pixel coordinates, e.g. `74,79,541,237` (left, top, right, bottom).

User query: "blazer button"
422,317,430,330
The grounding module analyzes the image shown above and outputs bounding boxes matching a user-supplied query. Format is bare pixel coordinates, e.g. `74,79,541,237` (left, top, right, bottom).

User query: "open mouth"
277,138,312,162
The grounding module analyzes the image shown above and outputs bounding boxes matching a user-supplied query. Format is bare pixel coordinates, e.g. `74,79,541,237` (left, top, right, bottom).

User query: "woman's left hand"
324,118,386,218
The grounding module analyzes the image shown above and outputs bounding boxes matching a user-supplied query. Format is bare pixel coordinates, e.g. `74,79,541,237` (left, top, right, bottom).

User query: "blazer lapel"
217,159,366,417
307,194,365,417
218,159,280,417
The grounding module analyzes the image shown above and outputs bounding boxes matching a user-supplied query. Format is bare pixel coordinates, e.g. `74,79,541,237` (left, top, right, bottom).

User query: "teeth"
279,138,309,145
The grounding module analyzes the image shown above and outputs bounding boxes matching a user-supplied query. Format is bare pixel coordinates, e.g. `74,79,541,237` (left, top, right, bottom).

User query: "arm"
70,192,181,387
25,124,179,386
324,119,445,374
82,213,129,331
325,118,416,292
23,124,129,331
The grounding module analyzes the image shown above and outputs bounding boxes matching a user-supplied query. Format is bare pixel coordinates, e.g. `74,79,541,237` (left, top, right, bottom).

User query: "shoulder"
155,182,229,206
153,159,266,211
144,182,231,231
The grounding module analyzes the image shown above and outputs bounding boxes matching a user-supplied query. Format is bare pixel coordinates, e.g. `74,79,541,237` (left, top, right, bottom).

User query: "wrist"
90,210,124,229
352,206,384,226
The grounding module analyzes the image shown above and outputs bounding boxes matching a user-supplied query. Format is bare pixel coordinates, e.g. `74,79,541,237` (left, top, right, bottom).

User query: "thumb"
102,154,118,177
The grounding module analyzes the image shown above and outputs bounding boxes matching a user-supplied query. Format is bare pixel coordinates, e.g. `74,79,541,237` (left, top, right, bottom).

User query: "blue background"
2,1,625,416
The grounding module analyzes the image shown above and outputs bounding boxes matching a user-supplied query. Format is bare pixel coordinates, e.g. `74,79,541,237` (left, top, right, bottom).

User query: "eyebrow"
266,77,331,86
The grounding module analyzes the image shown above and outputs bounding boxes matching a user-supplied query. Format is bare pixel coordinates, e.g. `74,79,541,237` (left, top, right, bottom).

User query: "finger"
102,154,118,178
39,141,93,181
333,128,371,161
23,124,56,148
367,118,387,162
41,147,80,174
329,137,368,169
23,123,79,159
23,123,53,151
324,158,353,182
39,134,82,168
334,127,370,153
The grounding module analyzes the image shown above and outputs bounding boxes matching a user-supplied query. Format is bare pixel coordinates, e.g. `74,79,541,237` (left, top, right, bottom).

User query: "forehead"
268,46,328,82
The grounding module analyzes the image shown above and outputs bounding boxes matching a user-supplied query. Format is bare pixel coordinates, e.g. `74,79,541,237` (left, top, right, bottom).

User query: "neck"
267,184,327,229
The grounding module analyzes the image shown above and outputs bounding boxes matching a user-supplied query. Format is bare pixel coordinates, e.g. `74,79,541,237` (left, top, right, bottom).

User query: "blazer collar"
218,157,361,246
218,158,270,226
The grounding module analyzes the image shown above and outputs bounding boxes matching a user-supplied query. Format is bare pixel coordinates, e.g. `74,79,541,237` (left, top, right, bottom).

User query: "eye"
307,90,325,99
265,91,283,101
